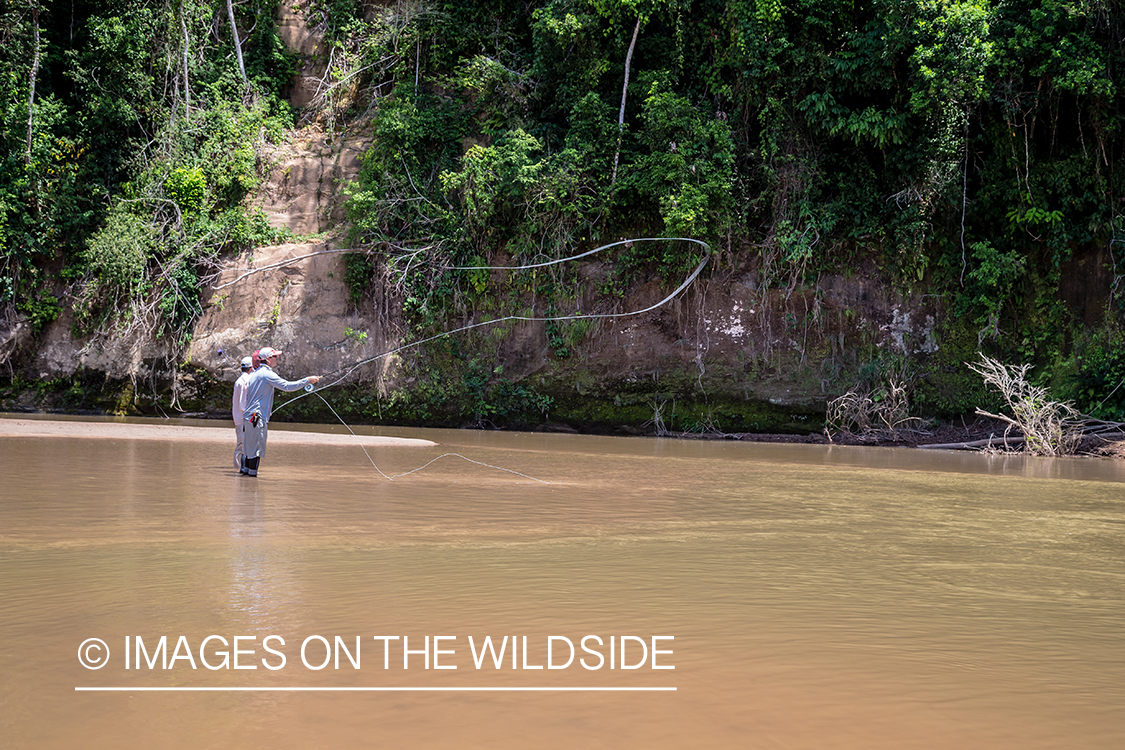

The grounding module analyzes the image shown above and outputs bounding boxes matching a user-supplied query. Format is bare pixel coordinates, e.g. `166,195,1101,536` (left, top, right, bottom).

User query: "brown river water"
1,414,1124,749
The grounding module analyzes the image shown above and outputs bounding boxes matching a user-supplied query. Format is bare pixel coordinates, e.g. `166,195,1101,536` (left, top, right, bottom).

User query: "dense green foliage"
3,0,1125,419
1,0,291,342
336,0,1125,414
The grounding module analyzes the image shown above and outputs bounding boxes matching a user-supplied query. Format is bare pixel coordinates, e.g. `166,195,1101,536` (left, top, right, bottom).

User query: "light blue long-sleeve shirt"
241,364,310,425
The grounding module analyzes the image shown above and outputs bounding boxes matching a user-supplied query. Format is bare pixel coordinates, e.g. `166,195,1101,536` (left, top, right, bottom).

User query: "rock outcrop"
188,241,396,389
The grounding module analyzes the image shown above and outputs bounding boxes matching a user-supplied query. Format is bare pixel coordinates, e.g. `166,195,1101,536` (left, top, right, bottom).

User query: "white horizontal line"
76,686,676,692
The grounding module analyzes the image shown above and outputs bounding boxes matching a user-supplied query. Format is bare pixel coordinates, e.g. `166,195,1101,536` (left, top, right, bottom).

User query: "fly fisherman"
240,347,321,476
231,355,255,471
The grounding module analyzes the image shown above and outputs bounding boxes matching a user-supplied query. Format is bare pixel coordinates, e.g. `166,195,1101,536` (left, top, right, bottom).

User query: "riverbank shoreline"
3,411,1120,458
0,408,968,447
667,421,1125,457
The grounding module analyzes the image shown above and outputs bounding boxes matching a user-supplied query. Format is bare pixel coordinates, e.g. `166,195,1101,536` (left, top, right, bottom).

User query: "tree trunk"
25,4,40,164
610,15,642,187
181,0,191,111
226,0,247,86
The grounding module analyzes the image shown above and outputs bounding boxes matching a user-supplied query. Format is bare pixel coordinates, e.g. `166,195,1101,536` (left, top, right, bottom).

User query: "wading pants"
241,414,268,476
234,424,245,471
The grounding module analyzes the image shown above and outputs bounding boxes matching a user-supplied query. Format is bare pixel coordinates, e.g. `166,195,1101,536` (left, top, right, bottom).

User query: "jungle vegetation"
2,0,1124,421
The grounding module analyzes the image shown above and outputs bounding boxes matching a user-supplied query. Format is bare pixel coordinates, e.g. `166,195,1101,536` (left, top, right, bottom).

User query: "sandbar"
0,417,436,448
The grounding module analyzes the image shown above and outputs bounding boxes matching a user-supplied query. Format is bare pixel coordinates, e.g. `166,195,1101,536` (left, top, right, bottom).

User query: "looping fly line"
277,236,710,407
312,390,550,483
267,236,711,482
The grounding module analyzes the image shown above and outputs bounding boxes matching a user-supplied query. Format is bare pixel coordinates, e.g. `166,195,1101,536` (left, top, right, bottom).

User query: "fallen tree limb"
918,436,1025,450
919,430,1125,451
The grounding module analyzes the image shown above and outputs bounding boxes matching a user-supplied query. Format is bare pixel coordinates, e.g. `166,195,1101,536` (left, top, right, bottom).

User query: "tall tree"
226,0,247,87
611,14,641,185
180,0,191,111
24,1,40,165
591,0,668,186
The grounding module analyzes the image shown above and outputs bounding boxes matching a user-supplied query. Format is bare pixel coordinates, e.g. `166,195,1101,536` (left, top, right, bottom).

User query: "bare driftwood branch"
950,354,1125,456
967,354,1082,456
825,379,926,443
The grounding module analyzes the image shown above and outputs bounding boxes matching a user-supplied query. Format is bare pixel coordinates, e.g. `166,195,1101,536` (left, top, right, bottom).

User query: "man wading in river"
232,355,255,471
240,347,321,476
